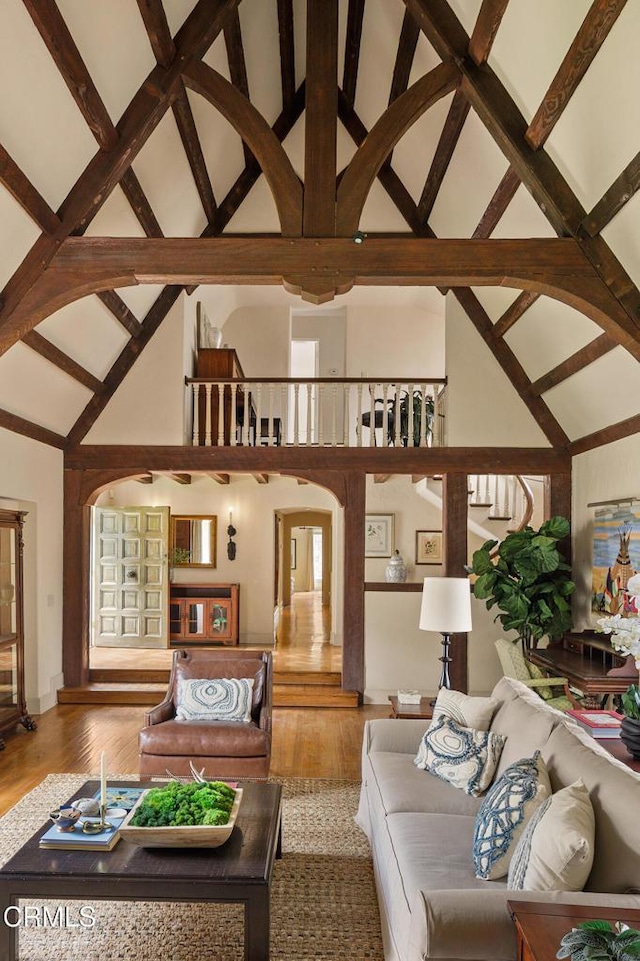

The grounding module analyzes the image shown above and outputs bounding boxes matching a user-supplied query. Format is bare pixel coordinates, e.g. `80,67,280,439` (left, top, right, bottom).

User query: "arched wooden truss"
0,0,638,458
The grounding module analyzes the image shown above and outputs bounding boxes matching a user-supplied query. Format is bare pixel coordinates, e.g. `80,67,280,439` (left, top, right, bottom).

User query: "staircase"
57,669,359,708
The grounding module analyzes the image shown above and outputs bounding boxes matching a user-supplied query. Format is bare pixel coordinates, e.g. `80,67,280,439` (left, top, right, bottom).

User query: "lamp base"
429,632,452,706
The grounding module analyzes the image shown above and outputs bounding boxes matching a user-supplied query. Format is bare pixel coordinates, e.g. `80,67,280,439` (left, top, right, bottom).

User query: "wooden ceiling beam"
337,63,459,235
136,473,154,484
22,0,118,149
63,89,304,445
304,0,338,236
417,89,469,224
373,474,392,483
172,84,218,224
0,407,66,449
529,332,617,396
525,0,627,151
22,330,104,394
581,150,640,236
492,290,539,338
207,472,230,484
389,11,421,105
253,473,269,484
66,444,572,476
135,0,176,68
568,412,640,456
451,287,570,447
468,0,510,65
472,165,520,238
167,473,192,485
342,0,365,108
96,290,141,338
0,0,239,352
276,0,296,114
0,144,60,234
224,7,253,167
119,169,164,237
404,0,640,338
183,59,303,237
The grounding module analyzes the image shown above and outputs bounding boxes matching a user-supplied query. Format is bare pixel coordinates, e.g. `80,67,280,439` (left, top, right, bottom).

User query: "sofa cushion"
139,718,269,757
431,688,497,730
507,780,595,891
175,677,254,722
366,750,484,817
473,752,551,880
489,680,560,776
415,717,505,797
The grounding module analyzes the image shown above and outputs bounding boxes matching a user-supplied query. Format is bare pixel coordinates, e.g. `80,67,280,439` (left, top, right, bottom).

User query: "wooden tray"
118,787,242,848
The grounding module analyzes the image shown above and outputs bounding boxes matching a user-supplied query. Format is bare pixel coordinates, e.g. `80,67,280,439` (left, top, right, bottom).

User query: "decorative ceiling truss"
0,0,637,455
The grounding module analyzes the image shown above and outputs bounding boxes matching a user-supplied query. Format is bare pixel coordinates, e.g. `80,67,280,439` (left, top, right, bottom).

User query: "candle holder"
82,805,115,834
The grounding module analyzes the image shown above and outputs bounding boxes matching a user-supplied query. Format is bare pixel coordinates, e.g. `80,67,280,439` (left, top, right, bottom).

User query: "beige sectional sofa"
356,676,640,961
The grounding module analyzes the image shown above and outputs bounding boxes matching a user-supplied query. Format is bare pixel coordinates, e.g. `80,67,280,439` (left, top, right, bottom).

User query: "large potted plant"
466,515,575,652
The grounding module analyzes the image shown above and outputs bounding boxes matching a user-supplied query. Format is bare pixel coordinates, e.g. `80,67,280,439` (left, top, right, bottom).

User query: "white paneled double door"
91,506,169,648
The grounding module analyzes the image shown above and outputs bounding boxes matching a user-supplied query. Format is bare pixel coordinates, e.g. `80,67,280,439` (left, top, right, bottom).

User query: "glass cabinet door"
210,600,231,639
0,640,18,723
185,601,206,638
0,525,16,640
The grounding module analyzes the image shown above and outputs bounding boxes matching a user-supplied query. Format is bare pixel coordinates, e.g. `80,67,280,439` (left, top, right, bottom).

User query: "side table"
509,900,640,961
388,696,434,720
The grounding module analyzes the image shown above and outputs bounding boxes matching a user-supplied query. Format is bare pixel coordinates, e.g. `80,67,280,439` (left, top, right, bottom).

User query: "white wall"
99,474,341,644
572,434,640,631
84,296,188,444
0,429,63,714
445,292,550,447
345,304,444,378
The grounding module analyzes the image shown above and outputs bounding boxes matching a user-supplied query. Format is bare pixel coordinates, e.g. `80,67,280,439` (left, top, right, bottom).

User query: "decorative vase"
620,716,640,759
385,550,407,583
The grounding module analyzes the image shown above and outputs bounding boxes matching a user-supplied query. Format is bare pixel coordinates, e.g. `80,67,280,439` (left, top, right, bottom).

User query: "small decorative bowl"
49,806,82,832
71,797,100,816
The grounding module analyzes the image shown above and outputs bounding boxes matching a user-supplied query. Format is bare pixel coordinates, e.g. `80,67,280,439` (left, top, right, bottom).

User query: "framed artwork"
415,530,443,565
291,539,297,570
365,514,394,558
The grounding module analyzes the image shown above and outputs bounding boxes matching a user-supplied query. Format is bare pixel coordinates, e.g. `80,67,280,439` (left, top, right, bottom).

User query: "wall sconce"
227,511,237,561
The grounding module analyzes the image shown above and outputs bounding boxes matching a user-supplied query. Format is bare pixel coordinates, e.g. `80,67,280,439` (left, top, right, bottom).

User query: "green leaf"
540,515,570,539
470,548,495,576
472,572,496,598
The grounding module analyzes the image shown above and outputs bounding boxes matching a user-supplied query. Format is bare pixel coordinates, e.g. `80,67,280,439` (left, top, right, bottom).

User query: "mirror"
170,515,217,568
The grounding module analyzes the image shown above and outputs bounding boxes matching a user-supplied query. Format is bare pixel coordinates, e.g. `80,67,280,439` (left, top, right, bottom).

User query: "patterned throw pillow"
472,752,551,880
431,688,497,731
526,660,552,700
176,677,254,722
414,717,506,797
507,780,595,891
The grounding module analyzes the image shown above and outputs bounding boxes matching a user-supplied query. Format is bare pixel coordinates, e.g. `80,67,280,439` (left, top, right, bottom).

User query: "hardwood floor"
0,591,389,817
0,702,389,817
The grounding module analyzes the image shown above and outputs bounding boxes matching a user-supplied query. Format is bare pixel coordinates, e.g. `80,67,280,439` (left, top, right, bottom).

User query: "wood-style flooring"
1,592,389,817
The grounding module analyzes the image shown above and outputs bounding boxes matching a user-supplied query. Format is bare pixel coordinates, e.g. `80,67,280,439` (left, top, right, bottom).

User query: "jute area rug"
0,774,384,960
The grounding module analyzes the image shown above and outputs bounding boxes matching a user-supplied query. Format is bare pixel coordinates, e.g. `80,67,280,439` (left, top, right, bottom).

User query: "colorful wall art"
591,506,640,616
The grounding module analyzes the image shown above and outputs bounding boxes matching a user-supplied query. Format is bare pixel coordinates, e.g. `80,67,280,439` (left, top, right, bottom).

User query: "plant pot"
620,716,640,759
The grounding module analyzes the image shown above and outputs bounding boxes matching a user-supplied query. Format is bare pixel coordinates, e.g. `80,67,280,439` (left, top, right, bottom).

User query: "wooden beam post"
342,470,366,696
304,0,338,236
63,470,90,687
544,471,572,567
442,472,469,692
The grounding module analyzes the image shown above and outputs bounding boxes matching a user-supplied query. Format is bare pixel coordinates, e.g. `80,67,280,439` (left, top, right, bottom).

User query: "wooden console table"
528,632,638,708
509,900,640,961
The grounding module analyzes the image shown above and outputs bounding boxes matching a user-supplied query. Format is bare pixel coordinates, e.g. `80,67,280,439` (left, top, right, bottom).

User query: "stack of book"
565,709,624,739
39,786,145,852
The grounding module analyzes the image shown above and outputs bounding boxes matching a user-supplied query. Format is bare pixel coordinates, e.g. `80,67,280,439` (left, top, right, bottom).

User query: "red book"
566,709,624,739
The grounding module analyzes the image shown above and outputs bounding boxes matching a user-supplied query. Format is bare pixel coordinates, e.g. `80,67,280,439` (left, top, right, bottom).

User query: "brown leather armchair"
139,648,273,780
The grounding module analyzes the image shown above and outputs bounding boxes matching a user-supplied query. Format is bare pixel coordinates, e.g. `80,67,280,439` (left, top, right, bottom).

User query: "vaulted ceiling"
0,0,638,454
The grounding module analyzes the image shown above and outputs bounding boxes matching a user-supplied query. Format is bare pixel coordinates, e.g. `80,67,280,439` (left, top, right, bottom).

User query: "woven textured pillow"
431,688,497,731
507,780,595,891
472,752,551,880
175,677,254,722
414,717,505,797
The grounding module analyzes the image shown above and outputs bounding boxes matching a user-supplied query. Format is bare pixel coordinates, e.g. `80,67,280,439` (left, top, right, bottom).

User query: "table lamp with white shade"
419,577,472,701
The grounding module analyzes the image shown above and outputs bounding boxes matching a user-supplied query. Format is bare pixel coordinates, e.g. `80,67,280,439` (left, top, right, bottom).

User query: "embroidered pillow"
176,677,254,722
508,780,595,891
472,752,551,880
414,716,505,797
431,688,497,731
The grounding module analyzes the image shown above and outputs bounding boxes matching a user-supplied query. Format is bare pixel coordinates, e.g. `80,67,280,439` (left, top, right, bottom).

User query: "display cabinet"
169,583,239,646
0,509,36,749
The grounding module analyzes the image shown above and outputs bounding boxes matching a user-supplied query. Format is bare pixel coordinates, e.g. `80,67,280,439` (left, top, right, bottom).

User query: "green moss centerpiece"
119,780,242,848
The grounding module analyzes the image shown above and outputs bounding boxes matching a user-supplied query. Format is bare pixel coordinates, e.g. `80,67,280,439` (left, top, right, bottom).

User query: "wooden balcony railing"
185,378,447,448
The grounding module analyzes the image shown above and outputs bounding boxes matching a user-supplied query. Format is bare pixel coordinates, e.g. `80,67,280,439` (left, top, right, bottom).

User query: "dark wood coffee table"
0,779,282,961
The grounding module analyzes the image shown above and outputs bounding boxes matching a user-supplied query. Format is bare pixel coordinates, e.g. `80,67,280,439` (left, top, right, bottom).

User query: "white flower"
597,615,640,667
